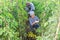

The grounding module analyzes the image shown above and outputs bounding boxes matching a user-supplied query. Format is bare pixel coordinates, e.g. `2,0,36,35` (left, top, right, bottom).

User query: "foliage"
27,31,36,38
0,0,60,40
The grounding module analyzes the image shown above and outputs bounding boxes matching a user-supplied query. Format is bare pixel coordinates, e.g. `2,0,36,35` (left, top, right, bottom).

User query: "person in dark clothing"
29,11,39,30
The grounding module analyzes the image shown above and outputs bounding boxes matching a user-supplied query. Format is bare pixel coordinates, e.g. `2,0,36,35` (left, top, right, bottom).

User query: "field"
0,0,60,40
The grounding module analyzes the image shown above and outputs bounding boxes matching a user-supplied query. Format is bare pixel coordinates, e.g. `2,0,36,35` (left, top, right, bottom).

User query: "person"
25,2,35,12
29,11,39,30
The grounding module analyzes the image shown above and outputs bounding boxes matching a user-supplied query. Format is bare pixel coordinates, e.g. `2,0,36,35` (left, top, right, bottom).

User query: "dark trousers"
30,24,39,32
30,24,39,29
30,24,39,34
33,24,39,29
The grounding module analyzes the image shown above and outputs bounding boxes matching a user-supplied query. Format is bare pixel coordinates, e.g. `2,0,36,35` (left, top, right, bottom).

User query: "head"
26,2,30,6
29,11,35,18
31,14,35,18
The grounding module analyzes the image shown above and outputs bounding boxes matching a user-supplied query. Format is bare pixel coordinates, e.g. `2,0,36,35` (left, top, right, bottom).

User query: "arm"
29,18,33,26
32,20,39,26
34,16,39,24
35,21,39,23
29,18,36,26
32,22,36,25
30,3,35,11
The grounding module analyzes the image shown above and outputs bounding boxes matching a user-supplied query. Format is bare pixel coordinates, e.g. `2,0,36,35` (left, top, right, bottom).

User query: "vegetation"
0,0,60,40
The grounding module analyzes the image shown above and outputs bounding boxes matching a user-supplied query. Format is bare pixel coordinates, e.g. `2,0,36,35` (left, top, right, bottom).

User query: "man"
29,11,39,30
25,2,35,12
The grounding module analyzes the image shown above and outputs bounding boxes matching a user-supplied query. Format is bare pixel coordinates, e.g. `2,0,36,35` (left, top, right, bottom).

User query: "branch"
54,18,60,40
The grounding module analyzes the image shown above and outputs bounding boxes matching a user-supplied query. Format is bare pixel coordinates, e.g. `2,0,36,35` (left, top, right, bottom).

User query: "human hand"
35,21,39,23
